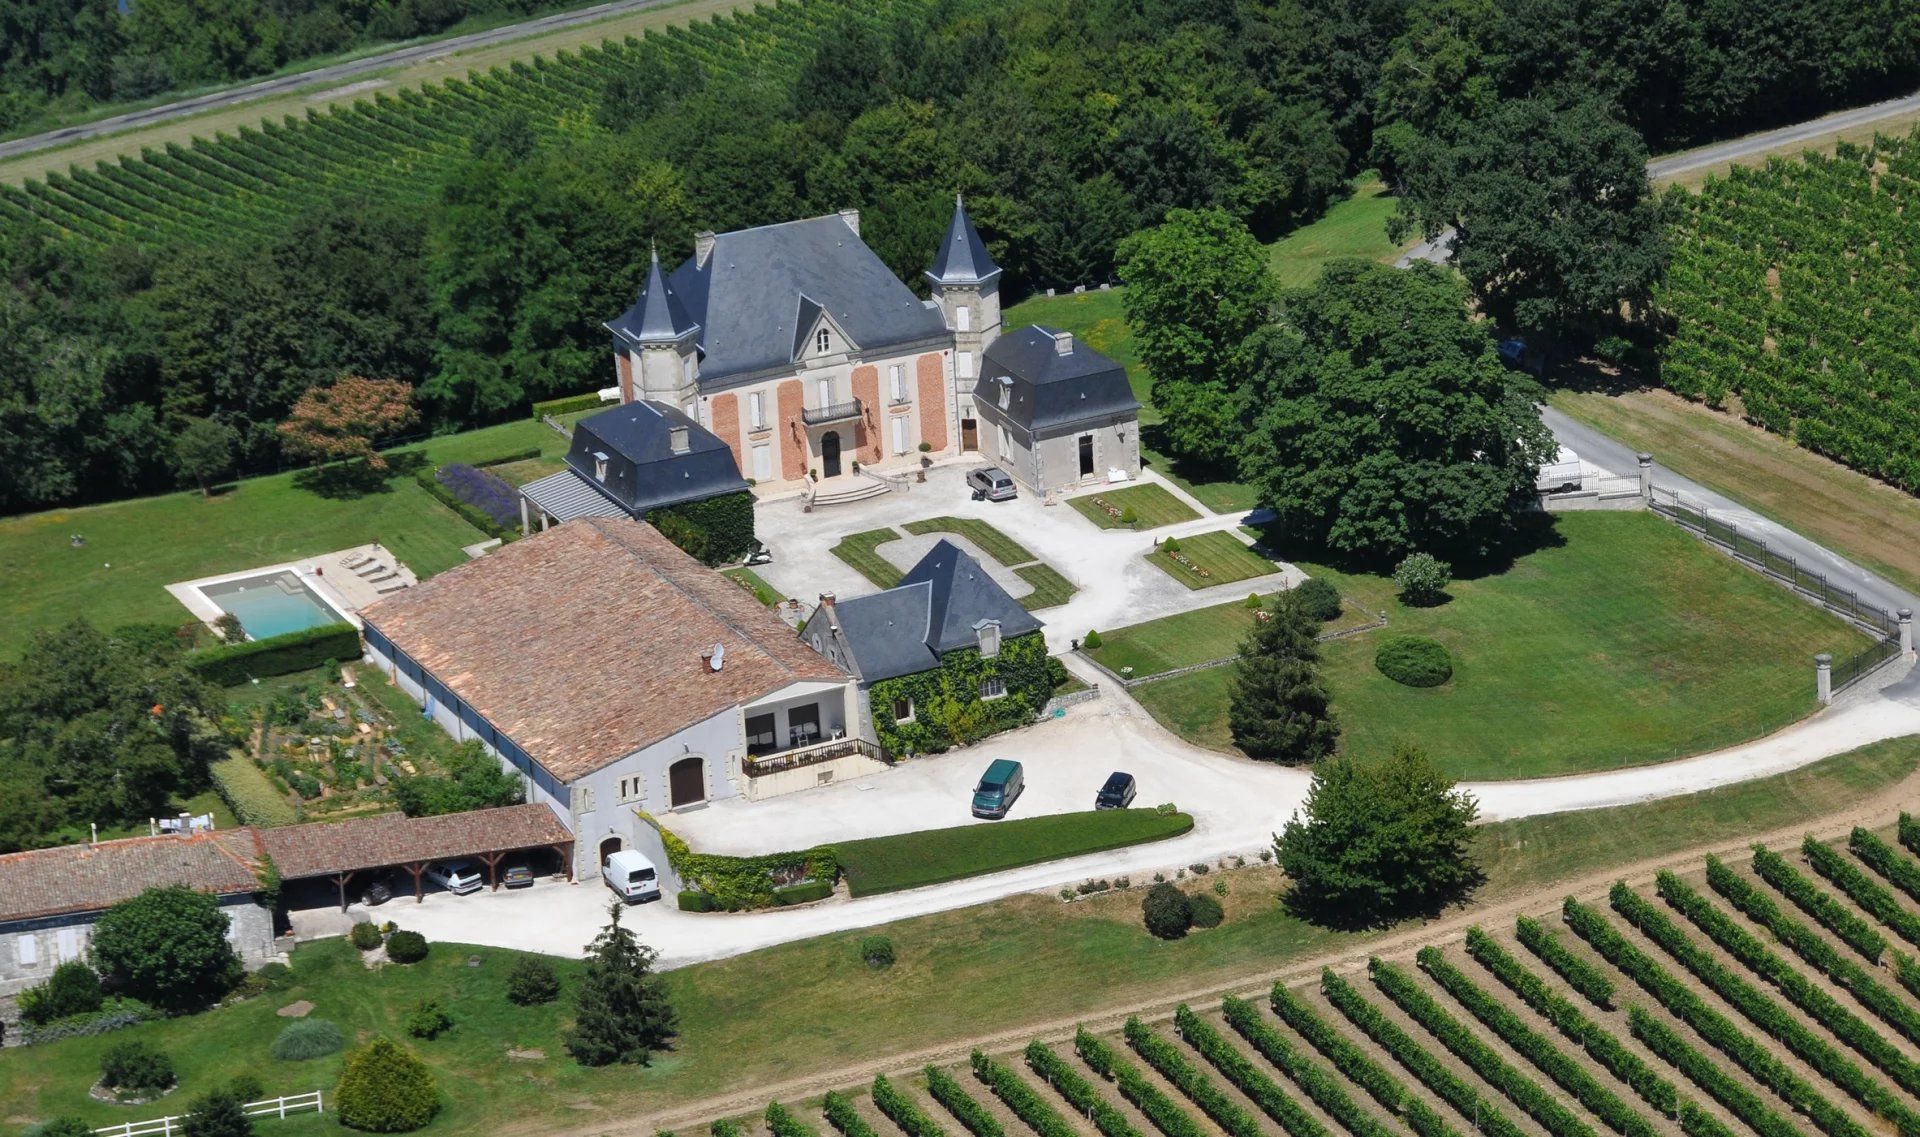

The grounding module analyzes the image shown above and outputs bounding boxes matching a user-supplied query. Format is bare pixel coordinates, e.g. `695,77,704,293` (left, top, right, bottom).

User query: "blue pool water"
202,571,342,640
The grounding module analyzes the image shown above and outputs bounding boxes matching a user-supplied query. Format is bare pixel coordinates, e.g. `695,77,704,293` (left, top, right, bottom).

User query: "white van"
602,850,662,903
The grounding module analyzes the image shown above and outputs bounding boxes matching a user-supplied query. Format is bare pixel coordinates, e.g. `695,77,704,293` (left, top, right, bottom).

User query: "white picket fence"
93,1091,323,1136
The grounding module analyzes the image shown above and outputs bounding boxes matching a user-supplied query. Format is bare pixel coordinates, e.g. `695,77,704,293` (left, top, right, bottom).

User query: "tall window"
892,697,914,723
749,391,765,429
892,415,909,454
816,328,831,354
957,305,972,332
752,444,772,481
889,363,906,403
817,377,833,407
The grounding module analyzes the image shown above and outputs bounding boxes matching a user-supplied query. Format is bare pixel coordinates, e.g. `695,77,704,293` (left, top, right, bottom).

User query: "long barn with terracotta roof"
359,516,878,879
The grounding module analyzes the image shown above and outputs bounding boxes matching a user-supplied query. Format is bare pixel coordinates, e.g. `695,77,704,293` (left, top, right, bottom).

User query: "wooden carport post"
331,870,356,913
477,850,505,890
558,840,575,881
402,861,428,902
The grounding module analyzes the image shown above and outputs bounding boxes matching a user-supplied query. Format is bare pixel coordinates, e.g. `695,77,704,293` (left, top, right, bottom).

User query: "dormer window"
816,328,831,354
592,451,610,481
977,621,1001,658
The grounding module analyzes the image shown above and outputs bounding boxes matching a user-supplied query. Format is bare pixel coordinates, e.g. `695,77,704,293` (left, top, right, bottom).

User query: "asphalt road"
0,0,682,161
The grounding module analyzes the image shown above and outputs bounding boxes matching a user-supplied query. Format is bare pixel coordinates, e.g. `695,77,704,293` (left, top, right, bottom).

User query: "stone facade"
1,896,275,998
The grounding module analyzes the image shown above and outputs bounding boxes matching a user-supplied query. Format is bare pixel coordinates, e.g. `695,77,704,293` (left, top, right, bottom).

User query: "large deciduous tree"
565,904,677,1067
170,416,238,496
1238,259,1555,562
276,376,417,471
1229,590,1339,764
1276,744,1481,928
91,885,244,1012
1116,208,1279,469
1389,90,1671,344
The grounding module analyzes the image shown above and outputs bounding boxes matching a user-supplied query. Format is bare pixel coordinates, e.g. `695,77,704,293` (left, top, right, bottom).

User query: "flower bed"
434,463,521,529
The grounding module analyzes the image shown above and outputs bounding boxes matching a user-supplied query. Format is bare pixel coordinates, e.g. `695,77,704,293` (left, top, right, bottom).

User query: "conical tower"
604,243,701,407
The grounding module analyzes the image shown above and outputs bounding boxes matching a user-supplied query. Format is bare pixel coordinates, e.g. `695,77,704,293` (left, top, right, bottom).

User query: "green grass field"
827,527,904,589
720,566,782,608
1014,563,1077,610
1133,512,1868,779
0,419,567,659
901,516,1036,567
836,810,1194,897
5,737,1914,1127
1267,174,1414,290
1147,530,1280,589
1067,483,1200,530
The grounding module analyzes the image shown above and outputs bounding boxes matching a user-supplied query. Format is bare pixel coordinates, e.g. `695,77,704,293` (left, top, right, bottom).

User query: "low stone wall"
742,750,891,801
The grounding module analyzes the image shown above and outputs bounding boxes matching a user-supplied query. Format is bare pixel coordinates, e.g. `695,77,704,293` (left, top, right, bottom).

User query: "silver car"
967,466,1018,502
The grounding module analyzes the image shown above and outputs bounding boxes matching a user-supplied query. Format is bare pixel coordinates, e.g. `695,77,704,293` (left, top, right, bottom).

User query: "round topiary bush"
335,1036,440,1133
859,936,896,969
350,922,384,951
1375,635,1454,688
384,930,428,964
1293,578,1343,623
505,957,560,1006
100,1040,175,1096
1082,629,1102,650
273,1018,347,1061
1142,882,1193,940
1188,891,1225,929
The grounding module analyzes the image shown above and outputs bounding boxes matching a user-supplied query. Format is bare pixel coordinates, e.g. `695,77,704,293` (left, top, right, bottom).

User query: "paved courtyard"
752,463,1303,650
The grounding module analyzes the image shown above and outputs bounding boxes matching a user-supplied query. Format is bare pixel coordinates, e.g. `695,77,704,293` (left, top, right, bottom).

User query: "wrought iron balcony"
742,735,881,777
802,398,863,426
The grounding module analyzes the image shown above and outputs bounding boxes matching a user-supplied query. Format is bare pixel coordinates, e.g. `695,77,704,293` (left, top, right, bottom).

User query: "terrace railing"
801,398,863,426
743,735,881,777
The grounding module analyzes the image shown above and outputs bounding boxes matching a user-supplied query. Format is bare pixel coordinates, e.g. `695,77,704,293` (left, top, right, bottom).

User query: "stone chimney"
837,208,860,236
668,425,690,455
1053,330,1074,355
694,230,717,268
818,592,836,608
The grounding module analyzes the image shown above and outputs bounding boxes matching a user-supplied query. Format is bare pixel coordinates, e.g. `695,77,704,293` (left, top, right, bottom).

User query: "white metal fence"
93,1091,323,1136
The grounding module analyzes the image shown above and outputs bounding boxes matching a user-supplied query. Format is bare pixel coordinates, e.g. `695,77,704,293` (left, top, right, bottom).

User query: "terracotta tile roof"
362,517,845,782
0,829,265,924
255,805,572,879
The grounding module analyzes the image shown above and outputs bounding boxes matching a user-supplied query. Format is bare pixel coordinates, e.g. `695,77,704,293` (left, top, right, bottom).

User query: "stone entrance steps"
810,481,894,507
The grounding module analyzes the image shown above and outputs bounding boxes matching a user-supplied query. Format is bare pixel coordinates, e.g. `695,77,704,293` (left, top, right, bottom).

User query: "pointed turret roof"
926,194,1001,287
607,244,698,345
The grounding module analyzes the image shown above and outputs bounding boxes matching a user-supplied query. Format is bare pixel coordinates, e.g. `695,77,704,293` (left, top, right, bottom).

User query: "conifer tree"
565,903,678,1067
1228,590,1338,763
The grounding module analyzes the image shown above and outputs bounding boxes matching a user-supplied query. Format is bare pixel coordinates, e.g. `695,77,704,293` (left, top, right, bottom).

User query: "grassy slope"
5,737,1915,1127
1267,175,1413,290
836,810,1195,897
1134,512,1866,779
0,419,567,658
1554,387,1920,597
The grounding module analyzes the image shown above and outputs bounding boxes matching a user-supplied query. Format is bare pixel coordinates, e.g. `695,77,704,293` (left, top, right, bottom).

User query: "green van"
971,759,1025,819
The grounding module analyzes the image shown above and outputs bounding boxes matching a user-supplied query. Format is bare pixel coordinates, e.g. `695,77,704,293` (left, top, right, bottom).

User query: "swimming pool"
200,571,348,640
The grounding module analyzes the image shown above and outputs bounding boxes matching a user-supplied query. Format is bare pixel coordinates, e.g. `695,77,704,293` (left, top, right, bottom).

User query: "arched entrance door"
598,836,622,867
820,431,842,478
668,756,706,808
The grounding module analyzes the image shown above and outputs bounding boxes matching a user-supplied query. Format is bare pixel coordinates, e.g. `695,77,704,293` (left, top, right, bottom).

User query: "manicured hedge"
472,448,543,468
649,490,755,566
1751,843,1887,961
765,1102,819,1137
836,809,1192,898
1023,1040,1142,1137
873,1073,950,1137
1516,915,1615,1007
1804,835,1920,948
676,890,716,912
1629,1008,1807,1137
823,1092,878,1137
1268,981,1460,1137
772,880,833,905
531,393,609,419
1222,996,1400,1137
1077,1027,1205,1137
1464,927,1679,1118
1373,957,1599,1137
926,1065,1000,1137
188,621,362,686
1374,635,1453,687
1171,1005,1328,1137
971,1050,1076,1137
1321,969,1526,1137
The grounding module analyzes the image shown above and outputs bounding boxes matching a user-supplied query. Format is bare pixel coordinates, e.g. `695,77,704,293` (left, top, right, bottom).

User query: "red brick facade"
916,353,948,452
851,365,882,463
710,393,740,461
615,352,633,402
777,379,807,480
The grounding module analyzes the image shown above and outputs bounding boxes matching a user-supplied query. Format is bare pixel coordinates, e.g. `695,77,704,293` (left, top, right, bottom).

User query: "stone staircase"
809,480,894,507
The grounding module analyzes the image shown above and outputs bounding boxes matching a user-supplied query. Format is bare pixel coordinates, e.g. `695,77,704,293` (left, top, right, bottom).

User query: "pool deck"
166,543,418,634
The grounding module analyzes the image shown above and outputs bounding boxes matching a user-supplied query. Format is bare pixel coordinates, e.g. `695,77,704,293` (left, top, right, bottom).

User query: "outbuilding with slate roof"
972,324,1142,494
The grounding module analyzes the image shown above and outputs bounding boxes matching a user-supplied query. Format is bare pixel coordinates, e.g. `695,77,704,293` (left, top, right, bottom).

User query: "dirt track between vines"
551,757,1920,1136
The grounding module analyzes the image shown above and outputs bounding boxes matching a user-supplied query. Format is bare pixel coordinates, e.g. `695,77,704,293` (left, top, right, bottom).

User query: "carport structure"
257,804,574,911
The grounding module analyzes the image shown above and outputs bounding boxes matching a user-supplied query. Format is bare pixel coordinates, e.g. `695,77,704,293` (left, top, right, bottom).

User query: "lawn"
1146,530,1280,589
1014,563,1077,611
1134,512,1870,779
720,566,783,608
835,809,1195,897
1068,483,1199,530
1266,173,1416,290
827,527,905,589
5,737,1915,1129
0,419,566,659
901,516,1036,567
1087,597,1271,677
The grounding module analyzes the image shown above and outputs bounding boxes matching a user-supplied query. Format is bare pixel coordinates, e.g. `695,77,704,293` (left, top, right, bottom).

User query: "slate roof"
976,324,1141,434
659,214,950,387
361,517,846,782
802,540,1043,683
256,806,572,879
0,830,263,924
607,245,698,346
926,195,1001,286
562,400,748,515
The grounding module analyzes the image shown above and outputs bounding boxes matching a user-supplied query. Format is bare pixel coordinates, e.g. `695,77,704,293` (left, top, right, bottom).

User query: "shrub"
677,890,717,912
336,1036,440,1132
100,1040,176,1095
226,1075,263,1103
17,996,157,1045
860,936,896,969
531,392,609,418
1188,892,1224,929
92,886,243,1013
350,921,385,951
1374,636,1452,687
25,1118,95,1137
255,962,295,991
385,930,428,964
273,1018,347,1061
1082,629,1102,649
180,1086,254,1137
405,999,453,1040
506,957,561,1006
1393,553,1452,605
1161,535,1181,552
186,622,362,686
19,960,103,1025
1143,882,1193,939
1294,578,1343,622
772,879,833,905
1119,506,1139,526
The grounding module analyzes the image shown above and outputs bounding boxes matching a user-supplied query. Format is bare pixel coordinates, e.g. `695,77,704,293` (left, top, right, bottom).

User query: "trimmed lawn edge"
830,528,904,589
902,517,1037,567
1146,531,1278,590
838,810,1195,897
1015,564,1077,610
1068,484,1200,531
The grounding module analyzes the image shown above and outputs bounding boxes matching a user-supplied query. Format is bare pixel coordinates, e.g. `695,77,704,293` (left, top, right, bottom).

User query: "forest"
4,0,1919,516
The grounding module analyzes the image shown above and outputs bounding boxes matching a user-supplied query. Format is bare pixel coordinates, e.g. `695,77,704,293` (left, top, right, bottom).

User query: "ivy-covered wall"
869,632,1052,756
649,490,755,565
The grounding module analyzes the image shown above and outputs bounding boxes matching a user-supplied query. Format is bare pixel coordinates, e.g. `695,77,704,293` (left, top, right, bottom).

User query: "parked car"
971,758,1025,819
966,466,1018,502
603,850,662,903
1095,771,1137,810
502,863,536,889
1535,446,1583,494
360,872,396,907
425,859,484,895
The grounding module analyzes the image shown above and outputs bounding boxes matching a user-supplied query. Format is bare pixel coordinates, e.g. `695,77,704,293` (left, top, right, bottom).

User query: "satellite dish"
709,643,725,671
